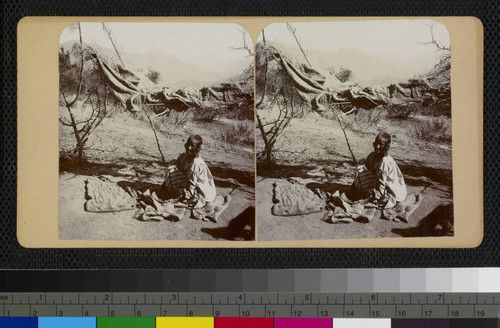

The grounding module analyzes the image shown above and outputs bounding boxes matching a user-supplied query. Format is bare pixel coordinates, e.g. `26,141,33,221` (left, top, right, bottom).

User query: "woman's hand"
356,164,367,173
175,189,185,200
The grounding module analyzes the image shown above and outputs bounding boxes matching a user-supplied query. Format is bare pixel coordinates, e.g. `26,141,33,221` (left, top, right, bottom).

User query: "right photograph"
256,19,453,241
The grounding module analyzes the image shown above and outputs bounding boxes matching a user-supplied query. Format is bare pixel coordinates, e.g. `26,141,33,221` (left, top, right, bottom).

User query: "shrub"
146,69,162,84
219,122,254,146
387,104,414,120
334,66,354,83
414,125,435,142
414,117,451,142
193,107,221,123
421,100,451,117
222,104,255,121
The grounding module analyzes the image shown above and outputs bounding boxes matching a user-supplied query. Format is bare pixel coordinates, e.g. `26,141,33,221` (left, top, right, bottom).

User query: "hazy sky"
59,22,253,77
258,19,450,63
59,20,450,78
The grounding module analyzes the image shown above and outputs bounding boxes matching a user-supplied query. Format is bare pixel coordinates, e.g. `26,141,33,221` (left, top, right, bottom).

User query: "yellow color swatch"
156,317,214,328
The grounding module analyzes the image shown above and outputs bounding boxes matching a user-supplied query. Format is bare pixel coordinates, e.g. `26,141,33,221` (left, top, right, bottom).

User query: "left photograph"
58,22,255,241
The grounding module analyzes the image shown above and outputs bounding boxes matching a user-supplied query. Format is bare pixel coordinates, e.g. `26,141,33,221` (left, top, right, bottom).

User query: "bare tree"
60,85,109,159
60,23,108,162
257,81,305,166
255,27,309,166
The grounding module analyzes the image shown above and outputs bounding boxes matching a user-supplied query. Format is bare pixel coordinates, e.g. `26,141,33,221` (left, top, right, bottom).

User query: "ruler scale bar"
0,293,499,318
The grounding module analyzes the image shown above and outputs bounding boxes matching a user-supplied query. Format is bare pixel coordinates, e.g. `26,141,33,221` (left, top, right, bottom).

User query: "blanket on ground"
272,180,326,216
135,189,187,222
83,176,231,223
324,190,376,223
136,190,231,223
381,194,423,223
324,191,423,224
84,177,137,213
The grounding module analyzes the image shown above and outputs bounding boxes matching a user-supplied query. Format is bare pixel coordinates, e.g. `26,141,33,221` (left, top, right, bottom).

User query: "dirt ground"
257,110,453,241
59,111,255,241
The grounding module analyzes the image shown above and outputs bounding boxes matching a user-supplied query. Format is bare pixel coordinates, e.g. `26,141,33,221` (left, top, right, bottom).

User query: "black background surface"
1,0,497,269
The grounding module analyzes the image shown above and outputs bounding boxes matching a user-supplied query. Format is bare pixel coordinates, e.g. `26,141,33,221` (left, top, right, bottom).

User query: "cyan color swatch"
38,317,96,328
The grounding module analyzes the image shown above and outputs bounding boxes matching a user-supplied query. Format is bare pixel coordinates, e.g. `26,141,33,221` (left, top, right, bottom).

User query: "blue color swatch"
0,317,37,328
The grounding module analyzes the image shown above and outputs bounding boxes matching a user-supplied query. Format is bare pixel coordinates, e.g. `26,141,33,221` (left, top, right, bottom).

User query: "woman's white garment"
177,154,217,208
365,152,407,208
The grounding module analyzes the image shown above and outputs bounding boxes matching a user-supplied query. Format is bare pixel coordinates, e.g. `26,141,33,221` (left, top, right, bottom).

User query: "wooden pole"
331,105,357,166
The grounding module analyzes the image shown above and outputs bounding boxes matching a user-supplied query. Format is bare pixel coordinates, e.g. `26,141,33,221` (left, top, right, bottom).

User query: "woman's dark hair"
185,135,203,152
188,134,203,146
376,132,391,145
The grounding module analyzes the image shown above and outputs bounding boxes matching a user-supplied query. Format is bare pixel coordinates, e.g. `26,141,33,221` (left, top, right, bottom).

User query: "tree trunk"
266,147,273,167
77,144,84,162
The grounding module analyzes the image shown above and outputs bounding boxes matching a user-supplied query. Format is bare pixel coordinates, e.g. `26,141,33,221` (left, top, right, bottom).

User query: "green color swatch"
97,317,155,328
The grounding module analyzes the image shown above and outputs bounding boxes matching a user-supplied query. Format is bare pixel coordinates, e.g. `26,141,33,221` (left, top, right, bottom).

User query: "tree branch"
102,22,126,67
256,29,268,109
229,28,254,57
65,23,85,108
417,23,450,52
286,22,312,67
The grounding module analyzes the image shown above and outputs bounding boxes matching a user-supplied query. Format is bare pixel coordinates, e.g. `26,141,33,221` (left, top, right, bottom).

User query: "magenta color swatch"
274,318,332,328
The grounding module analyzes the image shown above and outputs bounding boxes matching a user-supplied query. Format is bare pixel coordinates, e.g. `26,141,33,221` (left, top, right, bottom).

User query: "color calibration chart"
1,317,500,328
1,269,499,327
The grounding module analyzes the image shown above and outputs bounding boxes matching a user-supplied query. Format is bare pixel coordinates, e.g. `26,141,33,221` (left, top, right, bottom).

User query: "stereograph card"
16,17,483,248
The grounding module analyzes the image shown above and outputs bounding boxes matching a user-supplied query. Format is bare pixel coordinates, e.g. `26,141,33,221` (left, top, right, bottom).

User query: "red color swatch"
215,317,274,328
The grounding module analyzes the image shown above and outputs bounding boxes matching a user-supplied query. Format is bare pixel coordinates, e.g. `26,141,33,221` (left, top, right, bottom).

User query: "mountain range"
61,40,443,90
266,41,444,86
60,41,249,89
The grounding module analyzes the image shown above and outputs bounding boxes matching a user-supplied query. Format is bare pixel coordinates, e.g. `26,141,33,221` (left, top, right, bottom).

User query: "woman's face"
185,139,201,158
373,137,390,156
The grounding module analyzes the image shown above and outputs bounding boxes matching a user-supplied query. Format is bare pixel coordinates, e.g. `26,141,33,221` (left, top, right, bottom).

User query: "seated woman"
350,132,407,209
158,135,216,209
